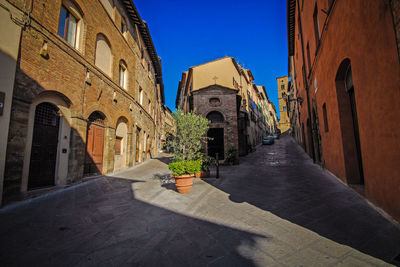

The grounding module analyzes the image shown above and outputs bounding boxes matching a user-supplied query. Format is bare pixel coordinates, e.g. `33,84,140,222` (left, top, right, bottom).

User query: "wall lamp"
282,92,304,106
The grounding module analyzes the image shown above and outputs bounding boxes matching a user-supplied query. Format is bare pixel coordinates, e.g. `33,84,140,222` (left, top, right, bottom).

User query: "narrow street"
0,135,399,266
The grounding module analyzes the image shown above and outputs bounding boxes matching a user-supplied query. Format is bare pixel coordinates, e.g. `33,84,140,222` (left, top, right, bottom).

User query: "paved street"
0,135,399,266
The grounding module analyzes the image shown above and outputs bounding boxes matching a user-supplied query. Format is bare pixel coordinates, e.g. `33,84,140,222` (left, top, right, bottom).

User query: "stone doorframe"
21,92,72,192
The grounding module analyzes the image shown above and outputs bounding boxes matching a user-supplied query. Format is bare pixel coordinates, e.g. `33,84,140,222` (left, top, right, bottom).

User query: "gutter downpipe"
296,0,315,161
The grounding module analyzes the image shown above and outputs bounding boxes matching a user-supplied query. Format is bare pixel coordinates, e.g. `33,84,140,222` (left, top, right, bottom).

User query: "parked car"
273,133,280,139
263,136,275,145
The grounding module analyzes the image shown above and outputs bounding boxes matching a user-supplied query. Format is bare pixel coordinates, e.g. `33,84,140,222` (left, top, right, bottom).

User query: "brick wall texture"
193,86,239,159
3,0,166,198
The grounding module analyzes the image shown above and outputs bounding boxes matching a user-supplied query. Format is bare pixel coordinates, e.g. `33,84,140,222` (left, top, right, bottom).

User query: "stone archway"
21,91,72,192
114,118,128,172
28,102,60,189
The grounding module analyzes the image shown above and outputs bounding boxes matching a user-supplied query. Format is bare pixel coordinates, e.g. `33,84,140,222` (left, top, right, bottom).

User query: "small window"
281,85,285,90
139,87,143,105
121,17,127,33
115,136,122,155
209,98,221,107
323,103,329,132
119,61,127,89
58,5,78,47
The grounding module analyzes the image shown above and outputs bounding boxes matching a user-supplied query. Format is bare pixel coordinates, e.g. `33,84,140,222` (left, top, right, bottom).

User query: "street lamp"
282,92,303,106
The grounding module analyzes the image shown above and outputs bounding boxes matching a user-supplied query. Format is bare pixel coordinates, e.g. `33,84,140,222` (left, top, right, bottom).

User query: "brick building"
176,57,273,159
276,76,290,133
287,0,400,222
0,0,167,204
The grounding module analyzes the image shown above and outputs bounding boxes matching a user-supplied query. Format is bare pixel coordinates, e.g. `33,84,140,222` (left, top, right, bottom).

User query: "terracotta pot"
173,174,194,194
195,170,210,178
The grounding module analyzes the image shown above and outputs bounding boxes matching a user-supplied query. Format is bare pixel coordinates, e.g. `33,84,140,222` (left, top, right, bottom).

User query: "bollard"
216,153,219,178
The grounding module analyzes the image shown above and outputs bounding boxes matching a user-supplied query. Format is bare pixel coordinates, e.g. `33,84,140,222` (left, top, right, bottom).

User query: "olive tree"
171,109,209,161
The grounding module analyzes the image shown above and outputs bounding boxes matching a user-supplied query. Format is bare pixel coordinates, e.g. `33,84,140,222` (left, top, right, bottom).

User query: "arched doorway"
28,102,60,189
114,119,128,172
335,59,364,185
85,111,106,175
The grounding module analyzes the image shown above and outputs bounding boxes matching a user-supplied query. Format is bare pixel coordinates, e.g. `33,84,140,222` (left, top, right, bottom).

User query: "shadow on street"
0,176,266,266
203,134,400,265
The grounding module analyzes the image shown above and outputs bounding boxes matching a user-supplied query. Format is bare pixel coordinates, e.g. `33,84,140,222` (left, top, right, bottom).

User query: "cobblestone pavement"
0,135,399,266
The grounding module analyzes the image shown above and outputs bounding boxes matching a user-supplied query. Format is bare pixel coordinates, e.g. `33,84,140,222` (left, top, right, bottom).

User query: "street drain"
59,226,70,231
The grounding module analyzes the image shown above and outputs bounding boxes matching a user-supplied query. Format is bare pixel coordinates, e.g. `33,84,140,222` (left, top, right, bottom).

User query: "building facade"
0,0,166,204
287,0,400,222
176,57,272,159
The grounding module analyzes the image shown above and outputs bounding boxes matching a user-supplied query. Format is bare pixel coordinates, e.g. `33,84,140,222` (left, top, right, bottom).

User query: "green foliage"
224,145,238,164
198,155,216,171
169,109,210,162
168,160,202,176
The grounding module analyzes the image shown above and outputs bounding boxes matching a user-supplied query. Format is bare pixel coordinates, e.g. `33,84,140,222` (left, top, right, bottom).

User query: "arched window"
95,34,112,76
58,0,83,49
99,0,114,18
206,111,224,123
119,60,127,89
88,111,106,125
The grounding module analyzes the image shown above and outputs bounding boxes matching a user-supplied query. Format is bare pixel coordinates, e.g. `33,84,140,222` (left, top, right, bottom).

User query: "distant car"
263,136,275,145
273,133,280,139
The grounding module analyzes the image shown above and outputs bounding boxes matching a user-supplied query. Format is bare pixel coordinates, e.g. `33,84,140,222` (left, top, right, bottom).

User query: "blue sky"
134,0,288,118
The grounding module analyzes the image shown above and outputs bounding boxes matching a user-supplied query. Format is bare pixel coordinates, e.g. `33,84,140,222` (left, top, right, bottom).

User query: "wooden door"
85,124,104,174
348,87,364,184
28,103,59,189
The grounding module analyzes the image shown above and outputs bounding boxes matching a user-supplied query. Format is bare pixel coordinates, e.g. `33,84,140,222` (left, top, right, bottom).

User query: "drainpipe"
296,0,315,161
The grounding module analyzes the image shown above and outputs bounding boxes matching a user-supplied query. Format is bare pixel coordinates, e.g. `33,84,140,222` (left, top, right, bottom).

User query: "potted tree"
169,160,201,193
168,110,209,193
